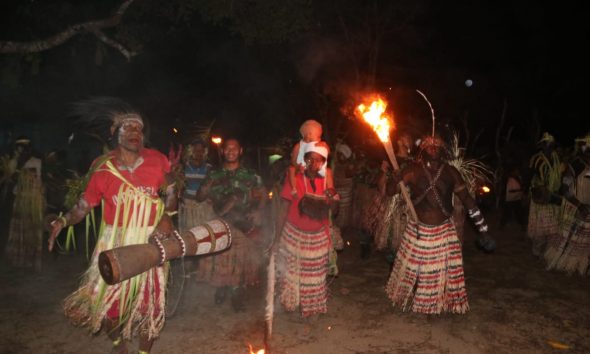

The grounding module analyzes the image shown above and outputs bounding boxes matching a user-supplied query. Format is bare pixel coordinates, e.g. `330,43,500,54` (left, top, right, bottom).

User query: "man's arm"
164,172,178,212
385,166,411,196
48,198,92,251
196,174,214,202
451,166,495,252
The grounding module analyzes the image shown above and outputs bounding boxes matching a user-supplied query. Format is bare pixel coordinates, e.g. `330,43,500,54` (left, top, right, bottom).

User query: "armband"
468,207,488,232
153,237,166,266
468,208,481,218
173,230,186,257
53,215,67,227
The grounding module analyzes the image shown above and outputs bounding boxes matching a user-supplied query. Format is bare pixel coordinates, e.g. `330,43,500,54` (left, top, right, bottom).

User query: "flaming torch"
355,97,418,221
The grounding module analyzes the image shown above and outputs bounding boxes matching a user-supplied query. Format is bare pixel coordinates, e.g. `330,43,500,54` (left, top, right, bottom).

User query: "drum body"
99,218,232,284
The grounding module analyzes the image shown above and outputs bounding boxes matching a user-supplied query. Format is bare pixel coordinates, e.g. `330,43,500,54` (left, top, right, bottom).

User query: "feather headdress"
68,97,145,147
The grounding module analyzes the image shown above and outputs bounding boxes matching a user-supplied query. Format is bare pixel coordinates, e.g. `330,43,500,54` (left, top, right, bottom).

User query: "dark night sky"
0,0,588,164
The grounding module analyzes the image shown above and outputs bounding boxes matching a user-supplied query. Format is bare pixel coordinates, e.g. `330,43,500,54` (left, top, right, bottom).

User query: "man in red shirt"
48,98,176,354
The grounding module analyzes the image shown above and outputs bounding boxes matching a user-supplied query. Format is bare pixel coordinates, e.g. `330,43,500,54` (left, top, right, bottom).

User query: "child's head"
299,120,322,142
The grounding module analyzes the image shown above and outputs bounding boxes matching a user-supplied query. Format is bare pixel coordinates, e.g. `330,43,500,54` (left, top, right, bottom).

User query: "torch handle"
383,143,419,222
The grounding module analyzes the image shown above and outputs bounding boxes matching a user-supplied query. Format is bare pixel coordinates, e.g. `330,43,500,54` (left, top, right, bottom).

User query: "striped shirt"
184,162,211,199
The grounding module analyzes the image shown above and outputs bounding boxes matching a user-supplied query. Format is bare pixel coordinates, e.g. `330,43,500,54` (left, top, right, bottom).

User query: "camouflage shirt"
203,166,263,215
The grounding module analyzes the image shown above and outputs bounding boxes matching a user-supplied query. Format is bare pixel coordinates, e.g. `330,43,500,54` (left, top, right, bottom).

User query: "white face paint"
117,119,144,152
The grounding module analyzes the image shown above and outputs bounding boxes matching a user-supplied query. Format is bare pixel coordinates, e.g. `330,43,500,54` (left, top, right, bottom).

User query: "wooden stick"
382,142,418,222
264,252,275,353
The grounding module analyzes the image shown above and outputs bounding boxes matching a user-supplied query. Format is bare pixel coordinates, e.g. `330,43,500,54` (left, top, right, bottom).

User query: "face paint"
118,119,144,152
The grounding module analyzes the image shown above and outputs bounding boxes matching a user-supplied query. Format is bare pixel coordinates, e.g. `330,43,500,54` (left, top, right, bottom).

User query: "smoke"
294,37,343,84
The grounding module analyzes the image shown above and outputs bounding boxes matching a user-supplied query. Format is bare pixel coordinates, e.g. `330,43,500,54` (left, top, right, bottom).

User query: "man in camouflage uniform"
195,138,266,312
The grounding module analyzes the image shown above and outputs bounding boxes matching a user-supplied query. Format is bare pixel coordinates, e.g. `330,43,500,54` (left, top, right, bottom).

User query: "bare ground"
1,212,589,354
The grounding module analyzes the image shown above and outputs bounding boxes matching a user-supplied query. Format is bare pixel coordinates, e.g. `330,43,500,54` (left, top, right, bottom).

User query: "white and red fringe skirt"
63,226,166,340
278,221,330,317
385,219,469,314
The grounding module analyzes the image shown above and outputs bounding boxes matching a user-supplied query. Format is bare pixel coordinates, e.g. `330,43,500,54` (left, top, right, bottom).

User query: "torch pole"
382,142,418,222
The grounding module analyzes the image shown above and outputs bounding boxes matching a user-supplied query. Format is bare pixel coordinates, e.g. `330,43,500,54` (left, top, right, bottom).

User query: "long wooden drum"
99,218,232,285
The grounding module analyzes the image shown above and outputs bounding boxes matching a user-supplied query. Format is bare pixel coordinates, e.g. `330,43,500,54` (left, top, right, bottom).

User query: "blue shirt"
184,162,211,199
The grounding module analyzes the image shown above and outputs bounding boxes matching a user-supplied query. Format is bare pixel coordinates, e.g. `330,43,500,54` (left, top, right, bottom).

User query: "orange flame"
355,97,394,143
248,344,265,354
211,136,222,145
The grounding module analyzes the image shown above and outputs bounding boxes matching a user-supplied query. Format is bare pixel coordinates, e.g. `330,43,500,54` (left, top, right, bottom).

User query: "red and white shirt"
83,148,170,225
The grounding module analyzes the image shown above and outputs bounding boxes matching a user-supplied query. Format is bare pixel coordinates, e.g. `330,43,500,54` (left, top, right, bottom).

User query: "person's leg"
138,332,155,354
359,229,371,259
103,318,127,354
230,286,246,312
215,286,228,304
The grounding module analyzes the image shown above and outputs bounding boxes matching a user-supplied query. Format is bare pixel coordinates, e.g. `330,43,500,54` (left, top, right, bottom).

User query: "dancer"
385,135,495,314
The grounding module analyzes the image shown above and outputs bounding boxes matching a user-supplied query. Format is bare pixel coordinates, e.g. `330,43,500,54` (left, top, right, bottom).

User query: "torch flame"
211,136,222,145
356,98,393,143
248,344,265,354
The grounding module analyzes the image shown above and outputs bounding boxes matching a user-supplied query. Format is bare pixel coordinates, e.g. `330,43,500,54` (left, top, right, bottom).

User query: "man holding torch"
356,95,494,314
384,135,496,314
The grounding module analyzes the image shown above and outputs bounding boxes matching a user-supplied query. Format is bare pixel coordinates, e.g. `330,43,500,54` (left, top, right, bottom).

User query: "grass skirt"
178,199,215,232
63,225,167,340
335,178,353,228
385,219,469,314
4,170,44,271
545,200,590,275
195,227,262,287
278,221,330,317
527,201,560,240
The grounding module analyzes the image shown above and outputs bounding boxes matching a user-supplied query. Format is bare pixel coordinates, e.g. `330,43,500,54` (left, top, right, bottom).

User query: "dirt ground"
1,211,589,354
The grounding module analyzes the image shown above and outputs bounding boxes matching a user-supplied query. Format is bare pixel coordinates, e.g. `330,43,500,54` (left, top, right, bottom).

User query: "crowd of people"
527,132,590,276
1,97,588,353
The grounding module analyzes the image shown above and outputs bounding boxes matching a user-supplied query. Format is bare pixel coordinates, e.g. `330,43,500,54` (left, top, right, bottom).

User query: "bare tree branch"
91,29,137,61
0,0,136,60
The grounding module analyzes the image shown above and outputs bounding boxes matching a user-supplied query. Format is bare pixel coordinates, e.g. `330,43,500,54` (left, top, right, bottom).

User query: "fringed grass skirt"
63,226,167,340
178,199,215,232
385,195,407,252
527,201,560,240
4,172,44,272
545,200,590,275
385,219,469,314
335,178,353,228
5,206,43,271
195,227,262,287
278,222,330,317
